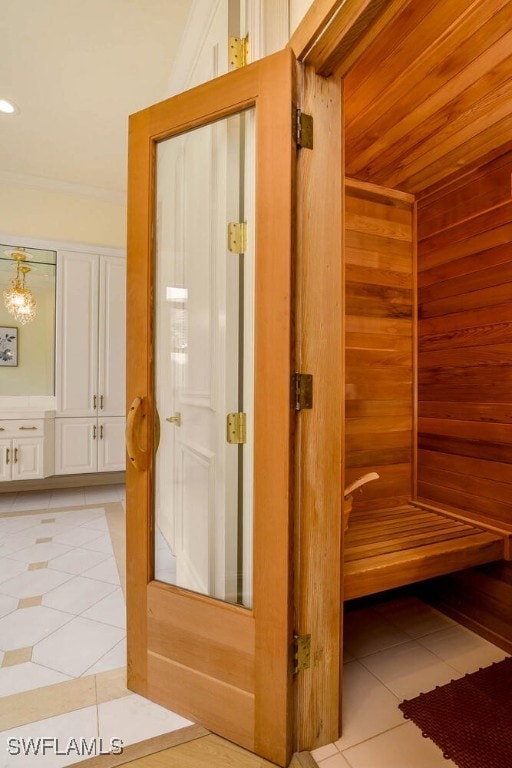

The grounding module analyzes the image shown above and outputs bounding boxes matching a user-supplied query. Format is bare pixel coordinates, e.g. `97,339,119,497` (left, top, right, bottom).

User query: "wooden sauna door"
125,49,296,767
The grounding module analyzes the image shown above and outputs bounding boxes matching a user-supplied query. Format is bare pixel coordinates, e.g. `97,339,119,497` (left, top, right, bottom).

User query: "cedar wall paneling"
417,151,512,653
417,151,512,526
345,183,414,511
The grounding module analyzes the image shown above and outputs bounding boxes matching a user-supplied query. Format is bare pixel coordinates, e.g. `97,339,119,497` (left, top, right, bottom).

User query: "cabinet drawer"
0,420,45,437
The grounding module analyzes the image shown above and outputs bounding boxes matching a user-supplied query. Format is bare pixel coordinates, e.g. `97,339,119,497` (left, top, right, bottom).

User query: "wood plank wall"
345,180,414,511
416,150,512,525
417,149,512,654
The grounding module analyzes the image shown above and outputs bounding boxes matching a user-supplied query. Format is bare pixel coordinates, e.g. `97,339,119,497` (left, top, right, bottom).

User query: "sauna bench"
344,503,511,601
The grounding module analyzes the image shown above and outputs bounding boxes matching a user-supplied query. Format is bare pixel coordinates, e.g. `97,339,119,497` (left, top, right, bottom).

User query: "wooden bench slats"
347,512,445,531
347,517,471,543
344,503,508,600
345,527,485,561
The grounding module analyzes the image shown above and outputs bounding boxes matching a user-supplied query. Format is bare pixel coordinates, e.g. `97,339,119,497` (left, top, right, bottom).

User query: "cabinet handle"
100,424,104,439
93,425,97,440
14,448,18,464
100,395,104,410
19,426,37,431
93,395,97,409
6,448,9,465
0,427,4,431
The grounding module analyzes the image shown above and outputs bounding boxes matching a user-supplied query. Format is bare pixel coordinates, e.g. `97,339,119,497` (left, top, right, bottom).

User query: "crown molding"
0,231,125,259
0,170,125,205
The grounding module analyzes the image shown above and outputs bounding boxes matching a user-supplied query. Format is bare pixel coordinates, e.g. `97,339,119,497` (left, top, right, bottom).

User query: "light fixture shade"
3,255,37,324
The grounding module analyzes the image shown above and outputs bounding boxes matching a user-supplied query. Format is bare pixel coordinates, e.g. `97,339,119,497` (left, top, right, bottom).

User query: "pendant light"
3,249,37,324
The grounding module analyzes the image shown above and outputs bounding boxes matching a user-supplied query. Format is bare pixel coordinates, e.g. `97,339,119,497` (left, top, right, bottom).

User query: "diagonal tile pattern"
0,484,194,766
0,491,126,689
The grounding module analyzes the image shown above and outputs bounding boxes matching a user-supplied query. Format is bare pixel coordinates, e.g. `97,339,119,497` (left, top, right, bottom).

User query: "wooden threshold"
344,503,509,601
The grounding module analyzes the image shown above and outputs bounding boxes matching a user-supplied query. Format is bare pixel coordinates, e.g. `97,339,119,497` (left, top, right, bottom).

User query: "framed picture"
0,326,18,367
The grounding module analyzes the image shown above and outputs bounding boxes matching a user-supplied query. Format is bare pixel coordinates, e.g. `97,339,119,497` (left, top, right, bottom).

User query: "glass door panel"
154,109,255,608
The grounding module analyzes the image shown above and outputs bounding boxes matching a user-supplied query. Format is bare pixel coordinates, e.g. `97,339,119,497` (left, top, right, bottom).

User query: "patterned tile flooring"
0,485,192,767
6,486,509,768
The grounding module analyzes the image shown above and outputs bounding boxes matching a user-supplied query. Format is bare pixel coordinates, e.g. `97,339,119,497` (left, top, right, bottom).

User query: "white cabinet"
0,414,55,481
55,417,125,475
56,251,126,475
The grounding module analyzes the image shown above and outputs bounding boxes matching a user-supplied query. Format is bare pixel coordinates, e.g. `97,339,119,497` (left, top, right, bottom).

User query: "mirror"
0,244,57,396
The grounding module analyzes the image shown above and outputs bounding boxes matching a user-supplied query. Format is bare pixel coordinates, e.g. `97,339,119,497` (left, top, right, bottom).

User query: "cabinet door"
98,417,126,472
56,252,99,417
98,256,126,416
12,440,44,480
55,418,97,474
0,440,12,481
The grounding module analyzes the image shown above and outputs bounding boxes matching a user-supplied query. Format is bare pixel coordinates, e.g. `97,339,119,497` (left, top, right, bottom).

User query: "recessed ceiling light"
0,99,19,115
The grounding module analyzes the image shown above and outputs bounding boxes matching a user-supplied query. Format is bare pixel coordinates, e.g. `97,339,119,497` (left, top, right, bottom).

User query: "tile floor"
2,486,509,768
0,485,192,767
311,596,509,768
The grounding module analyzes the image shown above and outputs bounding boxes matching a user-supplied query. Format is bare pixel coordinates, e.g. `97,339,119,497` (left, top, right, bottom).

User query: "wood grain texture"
294,65,343,752
289,0,398,76
422,564,512,655
342,0,512,194
126,48,296,768
344,504,506,600
417,151,512,527
345,180,414,511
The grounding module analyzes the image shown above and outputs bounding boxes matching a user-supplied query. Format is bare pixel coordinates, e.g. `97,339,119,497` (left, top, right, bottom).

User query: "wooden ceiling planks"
343,0,512,195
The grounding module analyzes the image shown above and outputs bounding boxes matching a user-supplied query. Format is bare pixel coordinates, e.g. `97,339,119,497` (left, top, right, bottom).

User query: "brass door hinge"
292,373,313,411
293,634,311,674
294,108,313,149
229,35,249,69
227,412,246,444
228,222,247,254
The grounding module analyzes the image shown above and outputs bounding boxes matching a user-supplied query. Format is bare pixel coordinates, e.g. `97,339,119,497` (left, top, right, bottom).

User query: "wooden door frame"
293,64,343,751
290,0,397,752
289,0,410,77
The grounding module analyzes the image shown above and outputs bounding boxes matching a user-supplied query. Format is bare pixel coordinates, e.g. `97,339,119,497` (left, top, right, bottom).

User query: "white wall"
289,0,315,35
0,182,126,249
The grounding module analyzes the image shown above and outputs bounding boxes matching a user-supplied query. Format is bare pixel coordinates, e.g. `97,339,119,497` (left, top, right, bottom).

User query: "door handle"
93,395,97,410
14,448,18,464
100,395,104,410
126,397,149,471
93,425,97,440
100,424,104,439
6,448,9,464
166,413,181,427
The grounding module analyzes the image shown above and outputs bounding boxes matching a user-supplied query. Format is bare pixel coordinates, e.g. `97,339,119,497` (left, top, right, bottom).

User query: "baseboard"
427,599,512,656
0,471,125,494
